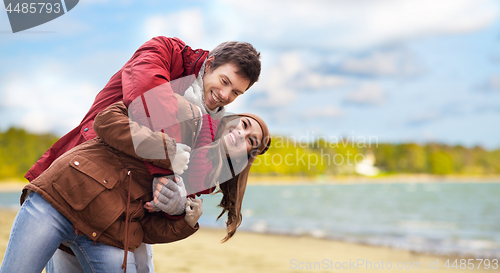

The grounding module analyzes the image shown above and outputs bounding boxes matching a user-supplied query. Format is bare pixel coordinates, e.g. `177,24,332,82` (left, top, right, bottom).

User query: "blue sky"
1,0,500,149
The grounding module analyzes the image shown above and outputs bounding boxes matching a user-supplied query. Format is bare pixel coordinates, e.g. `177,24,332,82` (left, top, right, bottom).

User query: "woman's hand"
184,198,203,228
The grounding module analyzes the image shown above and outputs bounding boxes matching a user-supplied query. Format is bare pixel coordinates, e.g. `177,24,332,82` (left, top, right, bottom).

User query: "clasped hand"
144,176,203,228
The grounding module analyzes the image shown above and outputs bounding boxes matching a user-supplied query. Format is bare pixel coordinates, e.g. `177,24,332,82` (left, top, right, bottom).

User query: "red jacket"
25,36,209,181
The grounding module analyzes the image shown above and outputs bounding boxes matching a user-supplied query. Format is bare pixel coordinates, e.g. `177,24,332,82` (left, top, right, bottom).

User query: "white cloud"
293,73,349,89
218,0,500,49
143,9,205,47
406,111,440,126
250,52,303,107
489,75,500,90
252,51,350,107
78,0,132,7
339,50,423,77
304,106,344,118
344,82,386,105
2,62,99,134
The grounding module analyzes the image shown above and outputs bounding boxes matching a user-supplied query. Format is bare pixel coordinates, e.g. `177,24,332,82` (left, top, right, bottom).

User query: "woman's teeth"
230,132,236,146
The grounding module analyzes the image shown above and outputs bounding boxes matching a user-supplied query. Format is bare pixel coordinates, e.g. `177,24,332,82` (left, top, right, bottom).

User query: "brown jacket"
23,95,202,252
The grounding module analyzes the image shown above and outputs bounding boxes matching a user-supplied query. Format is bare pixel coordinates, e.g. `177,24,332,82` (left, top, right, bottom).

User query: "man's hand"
184,198,203,228
171,143,191,175
146,176,187,215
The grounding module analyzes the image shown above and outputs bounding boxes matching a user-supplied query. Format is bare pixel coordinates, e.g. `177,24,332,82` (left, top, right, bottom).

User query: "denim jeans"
46,243,155,273
0,192,136,273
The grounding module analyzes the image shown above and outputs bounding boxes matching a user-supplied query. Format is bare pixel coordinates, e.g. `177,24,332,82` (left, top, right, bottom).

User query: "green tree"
429,151,454,175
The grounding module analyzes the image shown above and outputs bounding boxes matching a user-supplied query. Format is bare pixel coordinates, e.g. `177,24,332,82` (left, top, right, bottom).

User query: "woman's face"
222,117,263,158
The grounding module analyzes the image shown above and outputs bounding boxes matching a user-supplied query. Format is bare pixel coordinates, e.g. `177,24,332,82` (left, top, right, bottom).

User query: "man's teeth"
212,92,221,103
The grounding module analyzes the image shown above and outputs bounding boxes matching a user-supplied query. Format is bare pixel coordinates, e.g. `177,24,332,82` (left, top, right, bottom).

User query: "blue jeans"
46,243,155,273
0,192,136,273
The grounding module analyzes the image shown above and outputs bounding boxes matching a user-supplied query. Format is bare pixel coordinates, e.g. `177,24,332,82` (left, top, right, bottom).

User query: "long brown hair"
190,114,270,242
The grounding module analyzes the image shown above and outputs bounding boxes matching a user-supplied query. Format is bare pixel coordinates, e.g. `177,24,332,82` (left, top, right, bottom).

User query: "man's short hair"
208,42,261,90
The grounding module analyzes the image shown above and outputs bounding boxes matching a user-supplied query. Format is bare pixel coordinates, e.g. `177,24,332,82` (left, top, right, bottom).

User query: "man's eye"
233,91,238,96
222,79,227,85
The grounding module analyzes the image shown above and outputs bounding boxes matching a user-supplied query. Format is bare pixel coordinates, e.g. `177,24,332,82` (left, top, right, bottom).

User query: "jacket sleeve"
140,214,199,244
93,101,176,172
121,36,184,175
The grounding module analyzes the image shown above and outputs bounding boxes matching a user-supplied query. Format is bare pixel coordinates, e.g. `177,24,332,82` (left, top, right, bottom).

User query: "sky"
1,0,500,149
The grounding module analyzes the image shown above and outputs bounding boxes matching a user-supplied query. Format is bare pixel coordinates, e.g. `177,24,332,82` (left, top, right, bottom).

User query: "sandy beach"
0,209,495,273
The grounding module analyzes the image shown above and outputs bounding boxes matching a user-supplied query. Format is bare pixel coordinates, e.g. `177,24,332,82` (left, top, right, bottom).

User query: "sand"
0,210,495,273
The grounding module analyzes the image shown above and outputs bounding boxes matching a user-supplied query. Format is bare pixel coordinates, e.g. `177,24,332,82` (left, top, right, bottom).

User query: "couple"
0,37,270,273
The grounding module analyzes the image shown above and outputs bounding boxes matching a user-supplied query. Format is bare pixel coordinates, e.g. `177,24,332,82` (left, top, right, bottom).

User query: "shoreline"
1,209,491,273
247,174,500,185
1,175,499,192
153,227,494,273
0,181,27,192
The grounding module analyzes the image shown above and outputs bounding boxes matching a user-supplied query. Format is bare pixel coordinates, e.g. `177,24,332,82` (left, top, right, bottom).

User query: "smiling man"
202,42,258,111
24,36,261,273
26,36,261,181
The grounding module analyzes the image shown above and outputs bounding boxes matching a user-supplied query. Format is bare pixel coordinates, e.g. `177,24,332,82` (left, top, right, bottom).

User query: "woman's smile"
226,130,238,147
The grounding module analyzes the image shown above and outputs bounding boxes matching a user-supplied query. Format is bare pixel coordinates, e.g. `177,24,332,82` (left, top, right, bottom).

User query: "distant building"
355,151,379,176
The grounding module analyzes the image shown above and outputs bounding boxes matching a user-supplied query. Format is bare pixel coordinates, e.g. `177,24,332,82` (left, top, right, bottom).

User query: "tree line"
1,129,499,181
0,128,59,180
250,136,500,177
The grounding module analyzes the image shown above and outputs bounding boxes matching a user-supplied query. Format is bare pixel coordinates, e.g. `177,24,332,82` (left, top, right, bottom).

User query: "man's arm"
121,36,184,143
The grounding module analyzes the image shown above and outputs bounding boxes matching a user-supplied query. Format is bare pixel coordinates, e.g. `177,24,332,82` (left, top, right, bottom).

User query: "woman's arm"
93,100,177,171
140,198,203,244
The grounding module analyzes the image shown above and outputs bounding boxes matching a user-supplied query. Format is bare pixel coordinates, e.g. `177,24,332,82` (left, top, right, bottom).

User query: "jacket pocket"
53,154,120,210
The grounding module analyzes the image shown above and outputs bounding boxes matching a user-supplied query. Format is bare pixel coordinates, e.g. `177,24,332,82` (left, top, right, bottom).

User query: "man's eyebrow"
223,74,244,94
223,74,233,86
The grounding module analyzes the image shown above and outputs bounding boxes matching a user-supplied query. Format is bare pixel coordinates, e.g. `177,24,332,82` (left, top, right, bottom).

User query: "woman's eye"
242,121,247,129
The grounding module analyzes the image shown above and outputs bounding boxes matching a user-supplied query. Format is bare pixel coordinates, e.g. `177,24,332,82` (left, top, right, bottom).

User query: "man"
30,36,261,273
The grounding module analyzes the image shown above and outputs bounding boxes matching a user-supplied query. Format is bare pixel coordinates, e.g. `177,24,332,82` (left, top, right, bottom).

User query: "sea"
2,182,499,258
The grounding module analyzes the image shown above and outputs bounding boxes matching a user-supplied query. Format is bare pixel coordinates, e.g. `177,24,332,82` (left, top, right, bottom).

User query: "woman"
0,95,270,273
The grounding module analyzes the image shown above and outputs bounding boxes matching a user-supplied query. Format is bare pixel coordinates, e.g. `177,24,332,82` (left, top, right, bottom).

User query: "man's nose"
220,88,230,101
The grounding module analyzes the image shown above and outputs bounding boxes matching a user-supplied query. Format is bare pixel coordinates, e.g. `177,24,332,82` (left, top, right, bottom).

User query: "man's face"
202,58,251,110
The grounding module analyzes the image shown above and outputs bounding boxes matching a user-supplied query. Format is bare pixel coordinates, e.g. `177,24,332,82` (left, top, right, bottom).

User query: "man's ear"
205,56,215,72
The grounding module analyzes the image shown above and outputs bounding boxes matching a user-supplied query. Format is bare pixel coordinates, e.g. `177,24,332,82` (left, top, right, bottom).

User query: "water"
0,191,21,209
198,182,500,258
2,182,499,257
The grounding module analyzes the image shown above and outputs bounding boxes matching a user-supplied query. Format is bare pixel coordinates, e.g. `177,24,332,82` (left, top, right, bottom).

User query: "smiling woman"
0,94,271,273
223,116,263,156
